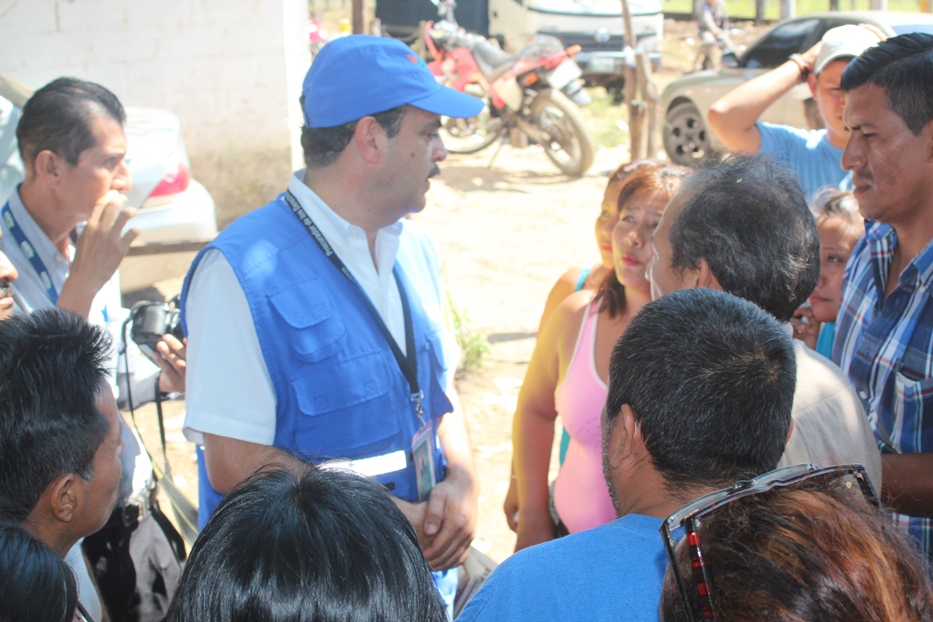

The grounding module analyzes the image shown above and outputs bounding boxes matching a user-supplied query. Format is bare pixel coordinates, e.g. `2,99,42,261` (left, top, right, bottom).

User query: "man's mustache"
428,164,441,179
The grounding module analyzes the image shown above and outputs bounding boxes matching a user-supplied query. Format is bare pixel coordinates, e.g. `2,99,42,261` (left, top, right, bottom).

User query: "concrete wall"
0,0,309,227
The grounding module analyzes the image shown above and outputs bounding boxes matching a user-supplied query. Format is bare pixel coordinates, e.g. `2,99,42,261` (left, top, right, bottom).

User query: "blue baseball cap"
302,35,484,128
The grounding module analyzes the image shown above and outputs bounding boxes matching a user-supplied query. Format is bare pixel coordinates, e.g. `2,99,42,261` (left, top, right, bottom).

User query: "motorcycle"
422,0,595,176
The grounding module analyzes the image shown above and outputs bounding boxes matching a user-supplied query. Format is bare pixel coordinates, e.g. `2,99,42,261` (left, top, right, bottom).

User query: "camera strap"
283,190,424,421
1,200,59,303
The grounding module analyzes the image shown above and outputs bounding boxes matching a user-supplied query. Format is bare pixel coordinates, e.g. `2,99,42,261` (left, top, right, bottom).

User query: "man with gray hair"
648,153,881,487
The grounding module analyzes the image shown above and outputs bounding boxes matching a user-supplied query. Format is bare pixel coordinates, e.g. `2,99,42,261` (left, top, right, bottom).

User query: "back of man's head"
16,77,125,168
605,288,796,493
840,32,933,136
670,154,819,322
169,466,448,622
0,309,111,523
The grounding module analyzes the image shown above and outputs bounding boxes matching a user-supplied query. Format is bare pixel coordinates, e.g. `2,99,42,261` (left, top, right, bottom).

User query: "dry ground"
129,18,769,564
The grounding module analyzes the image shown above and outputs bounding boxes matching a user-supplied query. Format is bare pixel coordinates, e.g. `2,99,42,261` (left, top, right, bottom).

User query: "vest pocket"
269,279,346,362
292,351,400,456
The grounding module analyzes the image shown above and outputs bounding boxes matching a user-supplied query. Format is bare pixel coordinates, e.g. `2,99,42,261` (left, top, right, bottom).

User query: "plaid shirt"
834,220,933,562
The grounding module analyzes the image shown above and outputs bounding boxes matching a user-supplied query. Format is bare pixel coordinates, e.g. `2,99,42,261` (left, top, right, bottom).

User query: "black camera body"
130,302,185,351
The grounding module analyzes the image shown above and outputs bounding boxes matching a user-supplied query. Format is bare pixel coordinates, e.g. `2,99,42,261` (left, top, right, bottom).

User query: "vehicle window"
742,19,820,69
893,24,933,35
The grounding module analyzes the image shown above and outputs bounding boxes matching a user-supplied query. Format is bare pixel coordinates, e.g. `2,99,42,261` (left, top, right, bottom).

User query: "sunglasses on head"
659,464,879,622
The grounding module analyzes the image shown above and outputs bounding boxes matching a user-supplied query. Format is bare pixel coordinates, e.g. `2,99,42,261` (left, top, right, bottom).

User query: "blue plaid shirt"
834,220,933,562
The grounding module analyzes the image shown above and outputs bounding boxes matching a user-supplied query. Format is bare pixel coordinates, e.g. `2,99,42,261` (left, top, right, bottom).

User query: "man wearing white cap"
708,25,881,201
180,35,484,612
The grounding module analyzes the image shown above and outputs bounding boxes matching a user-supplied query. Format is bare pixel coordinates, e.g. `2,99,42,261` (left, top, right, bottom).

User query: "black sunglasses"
659,464,879,621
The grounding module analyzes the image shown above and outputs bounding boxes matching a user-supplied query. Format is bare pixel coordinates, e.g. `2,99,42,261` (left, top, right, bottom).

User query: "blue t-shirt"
757,122,847,203
458,514,666,621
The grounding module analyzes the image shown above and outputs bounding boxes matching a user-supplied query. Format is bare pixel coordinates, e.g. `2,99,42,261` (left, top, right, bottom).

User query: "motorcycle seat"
471,39,521,81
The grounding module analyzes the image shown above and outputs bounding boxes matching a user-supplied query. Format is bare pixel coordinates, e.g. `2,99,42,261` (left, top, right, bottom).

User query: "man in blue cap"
180,35,484,611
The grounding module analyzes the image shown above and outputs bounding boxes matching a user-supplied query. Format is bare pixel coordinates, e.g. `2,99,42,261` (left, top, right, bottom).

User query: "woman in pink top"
503,158,660,533
512,164,690,552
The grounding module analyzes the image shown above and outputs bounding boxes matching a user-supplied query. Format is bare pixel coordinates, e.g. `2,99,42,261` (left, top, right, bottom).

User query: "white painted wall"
0,0,309,226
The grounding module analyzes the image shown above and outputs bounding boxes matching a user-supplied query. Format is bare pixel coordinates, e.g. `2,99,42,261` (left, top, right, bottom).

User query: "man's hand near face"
57,191,139,319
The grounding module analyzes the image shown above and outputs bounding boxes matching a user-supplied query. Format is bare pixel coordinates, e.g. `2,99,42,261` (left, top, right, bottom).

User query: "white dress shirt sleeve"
183,249,277,446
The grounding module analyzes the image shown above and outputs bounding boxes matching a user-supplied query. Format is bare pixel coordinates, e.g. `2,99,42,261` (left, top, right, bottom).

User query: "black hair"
0,309,112,523
669,153,819,323
841,33,933,136
300,103,410,168
168,466,448,622
605,288,795,493
16,77,126,167
0,520,77,622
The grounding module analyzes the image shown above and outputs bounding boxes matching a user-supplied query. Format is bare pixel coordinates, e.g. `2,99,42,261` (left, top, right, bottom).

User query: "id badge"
412,422,437,501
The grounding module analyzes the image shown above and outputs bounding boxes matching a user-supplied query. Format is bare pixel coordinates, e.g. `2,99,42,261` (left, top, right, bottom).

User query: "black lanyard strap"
284,190,424,420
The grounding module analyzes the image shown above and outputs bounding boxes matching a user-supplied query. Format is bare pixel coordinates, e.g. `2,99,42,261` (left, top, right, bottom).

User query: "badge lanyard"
283,191,426,423
1,200,59,303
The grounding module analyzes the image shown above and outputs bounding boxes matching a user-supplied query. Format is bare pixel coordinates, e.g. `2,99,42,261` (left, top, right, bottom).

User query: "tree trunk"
620,0,647,159
636,52,659,159
829,0,839,10
868,0,887,9
755,0,766,24
780,0,795,20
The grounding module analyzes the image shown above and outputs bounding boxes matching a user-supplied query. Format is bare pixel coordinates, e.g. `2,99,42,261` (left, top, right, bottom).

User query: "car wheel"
663,102,711,168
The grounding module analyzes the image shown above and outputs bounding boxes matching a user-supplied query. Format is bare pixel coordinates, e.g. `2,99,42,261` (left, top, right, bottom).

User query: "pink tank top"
552,301,616,533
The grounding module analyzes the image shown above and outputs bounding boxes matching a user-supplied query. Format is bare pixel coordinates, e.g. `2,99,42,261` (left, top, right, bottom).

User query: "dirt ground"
129,17,768,565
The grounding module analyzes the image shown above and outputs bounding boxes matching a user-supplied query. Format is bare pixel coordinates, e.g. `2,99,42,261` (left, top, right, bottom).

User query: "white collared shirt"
183,172,406,445
0,187,155,503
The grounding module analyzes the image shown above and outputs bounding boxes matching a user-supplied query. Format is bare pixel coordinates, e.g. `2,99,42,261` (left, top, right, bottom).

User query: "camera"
130,301,184,351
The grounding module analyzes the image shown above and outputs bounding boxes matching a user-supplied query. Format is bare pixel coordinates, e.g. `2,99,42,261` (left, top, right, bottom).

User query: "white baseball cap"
815,25,882,75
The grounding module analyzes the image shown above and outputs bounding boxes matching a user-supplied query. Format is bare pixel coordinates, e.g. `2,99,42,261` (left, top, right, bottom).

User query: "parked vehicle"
659,11,933,167
377,0,663,100
424,0,595,175
0,71,218,287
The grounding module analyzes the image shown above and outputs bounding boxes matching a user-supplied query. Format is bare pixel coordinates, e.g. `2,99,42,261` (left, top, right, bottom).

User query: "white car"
0,72,217,288
660,11,933,166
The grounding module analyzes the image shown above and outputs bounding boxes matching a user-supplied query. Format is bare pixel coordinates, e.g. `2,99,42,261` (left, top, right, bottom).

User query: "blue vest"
181,195,454,521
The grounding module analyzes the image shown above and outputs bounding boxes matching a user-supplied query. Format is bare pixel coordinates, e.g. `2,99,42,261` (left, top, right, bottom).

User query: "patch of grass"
663,0,928,20
447,293,490,375
580,87,631,148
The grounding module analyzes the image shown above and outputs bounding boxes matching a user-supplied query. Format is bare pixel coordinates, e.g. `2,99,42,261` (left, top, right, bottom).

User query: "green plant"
447,292,490,374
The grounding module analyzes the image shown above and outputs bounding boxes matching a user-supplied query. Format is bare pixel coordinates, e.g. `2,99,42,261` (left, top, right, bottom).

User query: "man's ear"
46,473,79,524
695,259,724,291
32,150,63,186
353,116,387,165
607,404,643,469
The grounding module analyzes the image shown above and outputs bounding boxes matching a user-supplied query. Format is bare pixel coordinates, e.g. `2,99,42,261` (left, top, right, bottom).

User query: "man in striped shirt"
833,33,933,562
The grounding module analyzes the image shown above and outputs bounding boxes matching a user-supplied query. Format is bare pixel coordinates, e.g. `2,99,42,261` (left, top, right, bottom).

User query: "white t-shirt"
183,172,406,446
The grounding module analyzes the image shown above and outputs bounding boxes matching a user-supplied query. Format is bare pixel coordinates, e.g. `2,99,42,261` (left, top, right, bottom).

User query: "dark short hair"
595,162,692,318
841,33,933,136
0,309,112,523
0,520,77,622
300,103,410,168
17,77,126,167
661,477,933,621
669,154,819,322
168,466,448,622
605,289,795,493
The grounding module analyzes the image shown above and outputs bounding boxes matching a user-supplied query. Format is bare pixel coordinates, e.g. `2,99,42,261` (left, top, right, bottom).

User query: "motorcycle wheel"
441,97,506,155
528,89,595,176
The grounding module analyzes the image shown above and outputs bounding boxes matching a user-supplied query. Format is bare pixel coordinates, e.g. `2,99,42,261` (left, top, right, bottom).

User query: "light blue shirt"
459,514,666,622
757,123,847,204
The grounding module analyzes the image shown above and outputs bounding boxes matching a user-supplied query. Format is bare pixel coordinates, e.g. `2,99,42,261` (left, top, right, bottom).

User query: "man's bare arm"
881,453,933,518
202,433,306,494
707,42,820,154
419,386,479,571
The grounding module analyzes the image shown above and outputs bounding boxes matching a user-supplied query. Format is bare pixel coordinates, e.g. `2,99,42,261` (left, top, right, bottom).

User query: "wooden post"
620,0,647,159
780,0,795,19
868,0,887,8
636,51,659,159
352,0,364,34
830,0,839,10
755,0,766,24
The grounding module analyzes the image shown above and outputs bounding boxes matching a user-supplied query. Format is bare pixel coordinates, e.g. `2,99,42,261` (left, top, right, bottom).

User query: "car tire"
663,102,711,168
